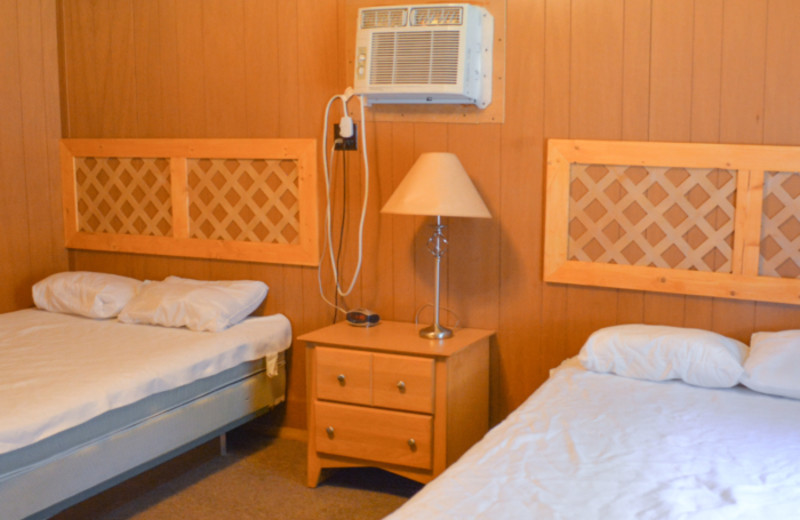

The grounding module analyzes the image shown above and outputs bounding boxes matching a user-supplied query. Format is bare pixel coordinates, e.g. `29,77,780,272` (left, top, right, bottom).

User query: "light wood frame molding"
61,138,319,266
544,139,800,305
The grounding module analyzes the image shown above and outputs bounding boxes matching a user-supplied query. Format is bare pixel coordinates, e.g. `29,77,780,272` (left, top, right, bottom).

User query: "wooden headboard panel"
60,138,318,266
544,139,800,305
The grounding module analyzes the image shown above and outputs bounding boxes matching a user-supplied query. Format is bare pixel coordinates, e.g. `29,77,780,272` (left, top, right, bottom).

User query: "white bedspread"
0,309,291,455
387,358,800,519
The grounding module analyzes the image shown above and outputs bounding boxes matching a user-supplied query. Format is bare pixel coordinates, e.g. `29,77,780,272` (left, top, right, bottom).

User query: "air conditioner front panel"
368,30,463,87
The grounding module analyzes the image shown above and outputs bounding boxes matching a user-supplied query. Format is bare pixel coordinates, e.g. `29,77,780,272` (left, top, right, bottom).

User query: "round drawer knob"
336,374,346,385
396,381,406,392
407,438,416,450
326,426,335,438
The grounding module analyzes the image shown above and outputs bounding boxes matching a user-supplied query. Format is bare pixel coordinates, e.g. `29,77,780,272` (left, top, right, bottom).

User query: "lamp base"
419,323,453,340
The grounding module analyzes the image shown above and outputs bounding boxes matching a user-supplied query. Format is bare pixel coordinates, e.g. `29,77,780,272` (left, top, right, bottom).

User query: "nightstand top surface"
298,320,494,357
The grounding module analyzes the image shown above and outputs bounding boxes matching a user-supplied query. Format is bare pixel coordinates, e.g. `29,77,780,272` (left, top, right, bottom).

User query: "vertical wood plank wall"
0,0,67,313
7,0,800,429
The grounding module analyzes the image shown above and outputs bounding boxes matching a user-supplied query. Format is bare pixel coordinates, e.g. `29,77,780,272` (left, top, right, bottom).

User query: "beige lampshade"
381,153,491,218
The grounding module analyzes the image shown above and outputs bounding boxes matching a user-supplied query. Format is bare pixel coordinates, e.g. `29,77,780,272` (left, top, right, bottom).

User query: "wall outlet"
334,123,357,151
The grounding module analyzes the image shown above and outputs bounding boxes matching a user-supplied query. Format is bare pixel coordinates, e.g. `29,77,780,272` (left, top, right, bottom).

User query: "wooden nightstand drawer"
314,401,432,470
373,353,434,413
316,347,371,405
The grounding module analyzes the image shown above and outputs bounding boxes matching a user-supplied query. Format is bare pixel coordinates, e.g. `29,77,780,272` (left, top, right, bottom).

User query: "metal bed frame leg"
219,433,227,456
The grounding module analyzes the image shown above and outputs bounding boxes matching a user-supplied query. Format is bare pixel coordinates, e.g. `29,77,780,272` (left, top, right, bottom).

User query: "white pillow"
741,330,800,400
32,271,142,319
579,324,748,388
117,276,268,332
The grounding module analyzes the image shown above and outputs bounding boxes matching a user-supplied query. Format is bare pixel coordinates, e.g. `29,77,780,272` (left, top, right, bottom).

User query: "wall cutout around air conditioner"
353,4,494,108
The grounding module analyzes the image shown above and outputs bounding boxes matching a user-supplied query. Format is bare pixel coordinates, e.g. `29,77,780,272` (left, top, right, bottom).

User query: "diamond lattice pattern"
75,157,172,236
568,164,736,272
187,158,300,244
759,171,800,278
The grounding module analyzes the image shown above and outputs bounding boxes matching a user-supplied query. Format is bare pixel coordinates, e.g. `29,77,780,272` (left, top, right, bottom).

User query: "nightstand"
300,320,493,487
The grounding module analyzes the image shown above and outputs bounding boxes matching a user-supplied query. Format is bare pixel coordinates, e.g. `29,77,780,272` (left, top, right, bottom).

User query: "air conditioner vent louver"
354,3,493,108
369,31,460,86
410,6,463,26
361,8,407,29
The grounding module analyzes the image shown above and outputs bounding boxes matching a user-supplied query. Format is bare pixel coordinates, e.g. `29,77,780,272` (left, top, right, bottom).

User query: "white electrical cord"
318,89,370,314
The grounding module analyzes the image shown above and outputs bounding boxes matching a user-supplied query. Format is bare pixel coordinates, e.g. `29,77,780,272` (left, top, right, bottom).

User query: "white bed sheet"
387,358,800,519
0,308,291,455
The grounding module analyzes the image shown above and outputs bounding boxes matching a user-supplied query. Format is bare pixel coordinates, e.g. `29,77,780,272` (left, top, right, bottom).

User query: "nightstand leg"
307,451,322,487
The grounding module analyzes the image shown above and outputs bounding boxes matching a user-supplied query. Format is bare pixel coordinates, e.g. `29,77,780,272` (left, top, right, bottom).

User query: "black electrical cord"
333,150,348,323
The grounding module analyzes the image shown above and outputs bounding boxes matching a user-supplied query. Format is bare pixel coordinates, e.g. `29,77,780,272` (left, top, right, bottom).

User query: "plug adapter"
334,123,357,151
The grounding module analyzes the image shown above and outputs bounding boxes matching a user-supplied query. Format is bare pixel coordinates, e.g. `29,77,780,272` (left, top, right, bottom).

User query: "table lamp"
381,153,491,339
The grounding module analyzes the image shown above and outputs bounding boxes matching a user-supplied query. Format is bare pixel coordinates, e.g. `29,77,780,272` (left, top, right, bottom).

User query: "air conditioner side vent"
361,8,407,29
410,6,464,26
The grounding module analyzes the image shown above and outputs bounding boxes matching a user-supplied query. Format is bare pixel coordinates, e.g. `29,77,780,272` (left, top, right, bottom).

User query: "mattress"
0,308,292,459
386,357,800,519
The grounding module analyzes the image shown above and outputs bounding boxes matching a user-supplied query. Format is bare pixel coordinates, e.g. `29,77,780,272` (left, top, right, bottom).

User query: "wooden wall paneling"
202,0,247,137
276,0,299,138
690,0,724,144
621,0,651,141
0,0,31,311
763,0,800,146
649,0,693,142
388,122,418,322
564,0,625,356
43,0,68,277
132,0,179,137
641,0,695,327
493,0,545,420
360,120,395,316
540,0,570,384
63,0,138,136
243,0,280,137
17,0,66,287
447,123,501,331
175,0,207,136
713,0,768,341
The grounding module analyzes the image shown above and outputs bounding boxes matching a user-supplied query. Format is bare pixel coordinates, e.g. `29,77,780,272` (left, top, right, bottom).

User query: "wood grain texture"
0,0,67,313
6,0,792,434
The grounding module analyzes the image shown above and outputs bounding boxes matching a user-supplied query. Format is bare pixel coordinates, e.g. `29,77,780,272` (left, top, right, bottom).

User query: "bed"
386,325,800,519
0,272,292,520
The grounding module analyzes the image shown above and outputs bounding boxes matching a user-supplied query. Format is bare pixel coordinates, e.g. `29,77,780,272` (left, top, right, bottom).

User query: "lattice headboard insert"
760,170,800,278
568,165,736,272
545,139,800,305
75,157,173,236
61,139,318,266
186,158,300,244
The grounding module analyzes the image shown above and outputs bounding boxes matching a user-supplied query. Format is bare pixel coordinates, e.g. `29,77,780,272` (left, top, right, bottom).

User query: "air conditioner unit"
353,3,493,108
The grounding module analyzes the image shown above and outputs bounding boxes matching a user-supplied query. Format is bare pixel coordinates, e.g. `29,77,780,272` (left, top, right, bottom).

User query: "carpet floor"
52,426,423,520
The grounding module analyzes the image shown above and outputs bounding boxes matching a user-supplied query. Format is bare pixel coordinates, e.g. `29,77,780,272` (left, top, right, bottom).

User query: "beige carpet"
53,426,422,520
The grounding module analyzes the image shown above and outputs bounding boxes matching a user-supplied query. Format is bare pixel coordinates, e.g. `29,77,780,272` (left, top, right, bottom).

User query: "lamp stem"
420,215,453,339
